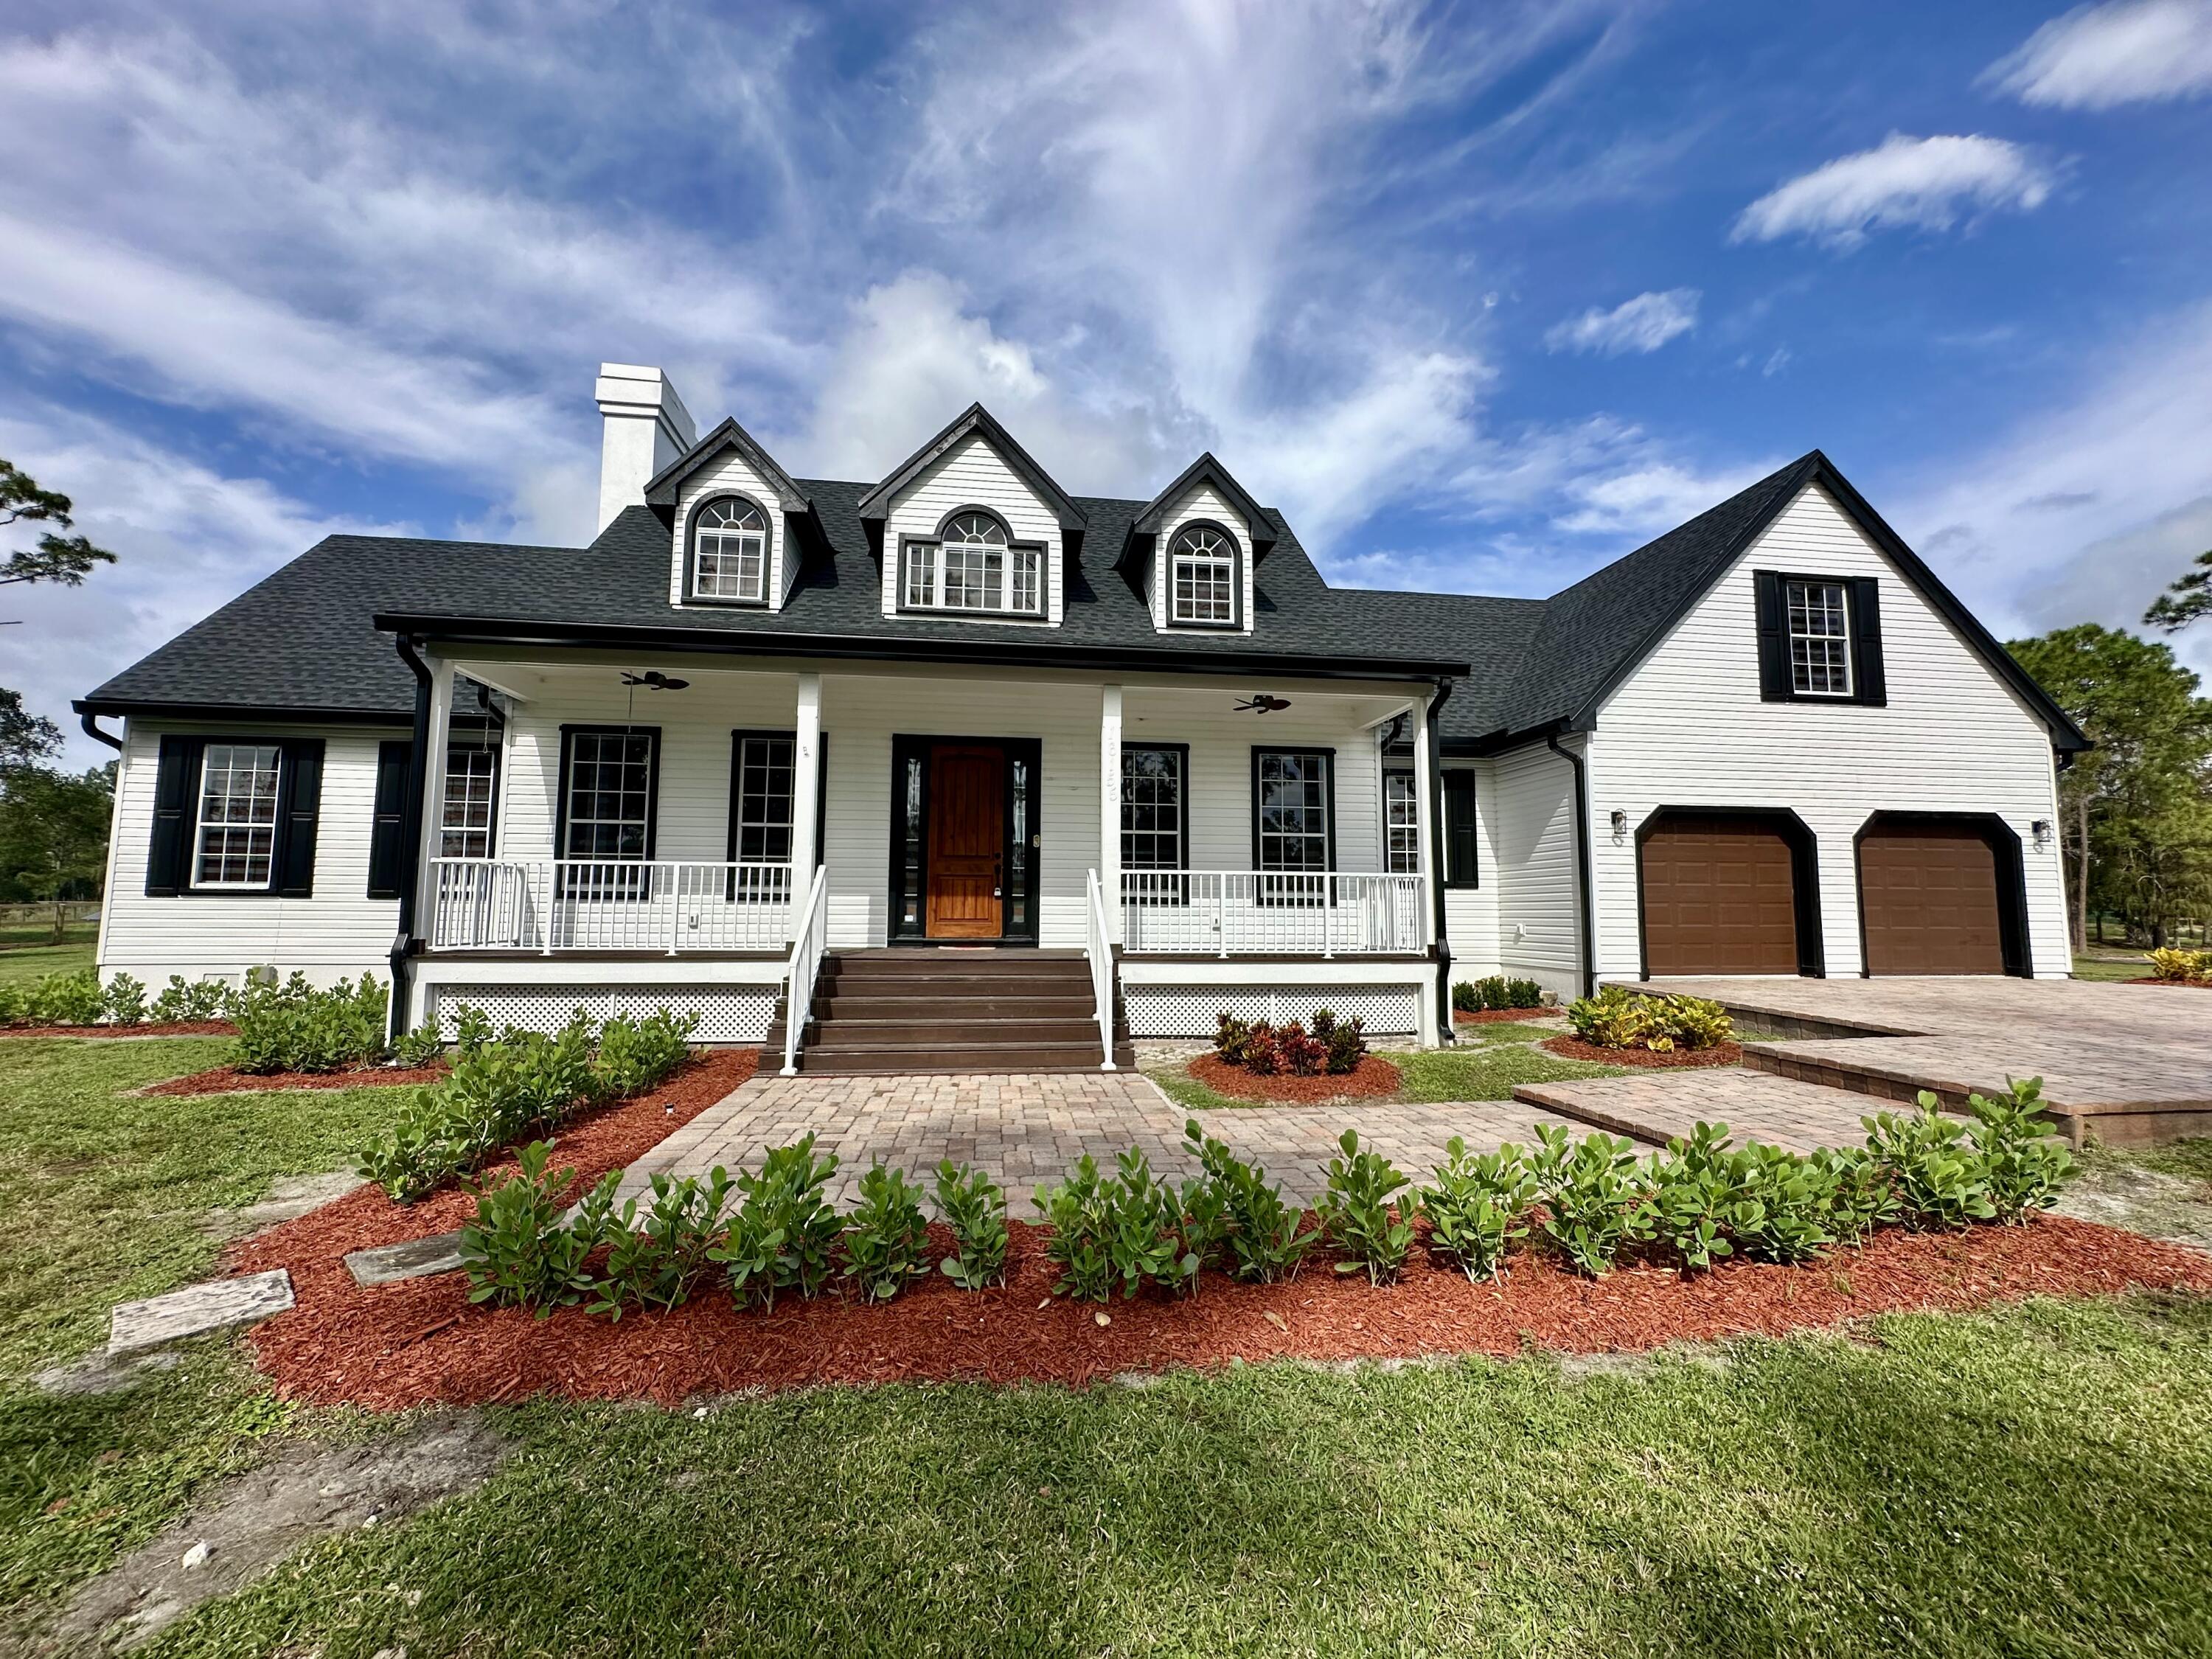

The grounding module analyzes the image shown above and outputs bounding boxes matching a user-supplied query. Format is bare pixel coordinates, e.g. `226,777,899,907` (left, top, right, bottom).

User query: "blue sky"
5,0,2211,765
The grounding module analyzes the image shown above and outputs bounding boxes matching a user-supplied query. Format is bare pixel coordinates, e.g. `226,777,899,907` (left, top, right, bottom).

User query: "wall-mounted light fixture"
2031,818,2052,849
1610,809,1628,838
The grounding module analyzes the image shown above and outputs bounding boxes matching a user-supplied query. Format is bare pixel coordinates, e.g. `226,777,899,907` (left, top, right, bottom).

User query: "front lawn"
7,1038,2212,1658
0,932,96,984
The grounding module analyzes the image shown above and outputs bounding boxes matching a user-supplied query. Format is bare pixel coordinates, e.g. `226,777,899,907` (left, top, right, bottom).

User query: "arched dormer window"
1167,521,1239,627
689,495,770,605
901,507,1044,616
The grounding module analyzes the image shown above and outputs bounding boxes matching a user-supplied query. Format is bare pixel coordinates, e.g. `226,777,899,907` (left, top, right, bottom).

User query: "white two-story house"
75,363,2087,1071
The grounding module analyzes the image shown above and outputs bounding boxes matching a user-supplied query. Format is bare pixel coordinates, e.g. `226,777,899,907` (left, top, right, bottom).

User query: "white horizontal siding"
880,434,1064,625
1150,482,1256,635
1489,738,1582,1000
1587,482,2070,978
669,448,790,611
99,720,407,988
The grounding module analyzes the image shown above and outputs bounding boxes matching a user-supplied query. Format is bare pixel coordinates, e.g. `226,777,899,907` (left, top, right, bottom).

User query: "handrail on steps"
780,863,831,1077
1084,868,1118,1072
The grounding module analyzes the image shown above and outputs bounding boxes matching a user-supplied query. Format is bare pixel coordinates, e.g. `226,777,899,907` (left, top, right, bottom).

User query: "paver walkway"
1514,1071,1882,1155
616,1072,1578,1207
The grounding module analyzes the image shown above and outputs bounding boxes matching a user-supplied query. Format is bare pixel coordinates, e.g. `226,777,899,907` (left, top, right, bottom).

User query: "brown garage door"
1641,815,1800,975
1859,821,2005,975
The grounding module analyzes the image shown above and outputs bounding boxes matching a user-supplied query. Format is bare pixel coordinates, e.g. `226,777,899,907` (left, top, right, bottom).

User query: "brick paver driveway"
618,1072,1576,1207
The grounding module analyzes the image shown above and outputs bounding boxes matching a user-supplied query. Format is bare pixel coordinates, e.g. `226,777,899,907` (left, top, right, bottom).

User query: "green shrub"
1419,1137,1537,1282
585,1167,732,1320
1181,1118,1315,1284
1663,995,1734,1049
459,1141,597,1315
1034,1155,1116,1303
1503,977,1545,1009
354,1087,475,1201
150,974,228,1024
933,1161,1010,1290
451,1002,496,1054
1565,987,1730,1052
392,1020,445,1068
1318,1129,1416,1285
1213,1012,1253,1063
1450,981,1480,1013
1809,1145,1901,1242
1310,1008,1368,1075
232,973,389,1073
1863,1096,1996,1229
2146,945,2212,983
1531,1123,1653,1277
1725,1142,1846,1265
712,1135,843,1310
101,973,148,1026
1215,1018,1328,1077
1964,1076,2076,1222
843,1163,932,1304
0,982,19,1025
15,968,105,1026
591,1009,697,1098
1644,1120,1745,1271
1107,1147,1194,1298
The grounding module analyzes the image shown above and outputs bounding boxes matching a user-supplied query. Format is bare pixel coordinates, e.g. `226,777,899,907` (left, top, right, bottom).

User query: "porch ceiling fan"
1234,693,1290,714
620,669,690,691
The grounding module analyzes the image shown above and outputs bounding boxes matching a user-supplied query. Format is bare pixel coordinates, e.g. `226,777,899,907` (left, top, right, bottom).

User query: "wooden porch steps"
763,949,1135,1074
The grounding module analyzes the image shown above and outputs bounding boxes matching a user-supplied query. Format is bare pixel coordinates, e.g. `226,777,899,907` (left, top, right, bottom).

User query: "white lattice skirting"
427,984,776,1044
1121,984,1419,1037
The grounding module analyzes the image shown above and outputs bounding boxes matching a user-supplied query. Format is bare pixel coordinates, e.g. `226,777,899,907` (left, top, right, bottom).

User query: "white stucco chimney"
594,364,697,533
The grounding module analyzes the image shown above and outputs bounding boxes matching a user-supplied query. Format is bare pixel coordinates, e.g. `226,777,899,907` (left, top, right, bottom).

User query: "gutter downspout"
1546,731,1596,1000
1426,679,1455,1042
390,636,435,1045
79,712,124,751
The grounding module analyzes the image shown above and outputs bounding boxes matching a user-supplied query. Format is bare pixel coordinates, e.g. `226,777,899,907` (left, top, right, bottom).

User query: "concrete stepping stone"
345,1231,465,1287
109,1270,293,1356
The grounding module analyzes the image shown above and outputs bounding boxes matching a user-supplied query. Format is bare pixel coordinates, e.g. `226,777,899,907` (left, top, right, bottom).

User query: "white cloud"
1544,288,1700,355
1731,133,2053,250
1986,0,2212,109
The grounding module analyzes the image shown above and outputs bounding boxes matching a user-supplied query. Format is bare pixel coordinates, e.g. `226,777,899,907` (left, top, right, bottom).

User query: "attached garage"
1638,810,1818,976
1857,815,2025,975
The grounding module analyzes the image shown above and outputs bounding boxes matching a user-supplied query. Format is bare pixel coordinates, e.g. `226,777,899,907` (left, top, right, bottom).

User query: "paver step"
813,993,1102,1018
799,1042,1136,1075
1510,1068,1895,1155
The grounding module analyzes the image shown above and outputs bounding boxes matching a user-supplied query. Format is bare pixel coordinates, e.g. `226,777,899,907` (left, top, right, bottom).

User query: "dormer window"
901,509,1045,617
1169,523,1239,627
689,495,768,605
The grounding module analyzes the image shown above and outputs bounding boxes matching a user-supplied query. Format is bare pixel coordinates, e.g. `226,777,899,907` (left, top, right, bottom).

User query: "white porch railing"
1119,871,1425,956
426,859,796,953
781,863,830,1077
1084,869,1118,1071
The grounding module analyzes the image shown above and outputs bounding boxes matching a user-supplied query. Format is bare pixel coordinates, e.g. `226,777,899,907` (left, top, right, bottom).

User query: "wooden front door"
926,745,1004,938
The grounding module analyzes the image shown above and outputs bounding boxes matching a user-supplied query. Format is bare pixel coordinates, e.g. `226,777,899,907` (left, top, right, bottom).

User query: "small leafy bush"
1964,1076,2076,1222
150,975,229,1024
1565,987,1731,1052
933,1161,1010,1290
1182,1119,1315,1284
1863,1096,1996,1230
586,1167,734,1319
712,1135,843,1309
450,1003,496,1054
2146,946,2212,984
1453,975,1547,1014
459,1141,597,1315
1450,980,1481,1013
591,1010,698,1099
1214,1017,1330,1076
1530,1123,1654,1277
1309,1008,1368,1075
1318,1129,1416,1284
1663,995,1734,1050
392,1020,445,1068
843,1163,932,1304
1809,1145,1901,1242
1503,977,1545,1009
6,968,106,1027
1419,1137,1537,1282
1034,1155,1117,1302
1213,1012,1253,1064
101,973,148,1027
232,973,389,1073
354,1086,475,1201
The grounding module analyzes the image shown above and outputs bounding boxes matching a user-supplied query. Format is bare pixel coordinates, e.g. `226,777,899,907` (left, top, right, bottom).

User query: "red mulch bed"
2128,978,2212,989
1455,1007,1558,1025
0,1020,237,1039
240,1194,2212,1411
147,1062,451,1096
1543,1035,1742,1070
1186,1052,1402,1102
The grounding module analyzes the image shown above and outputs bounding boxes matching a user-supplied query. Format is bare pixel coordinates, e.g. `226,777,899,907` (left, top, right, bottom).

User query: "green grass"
1449,1019,1564,1044
0,933,97,984
9,1043,2212,1658
2073,952,2151,984
1142,1063,1249,1112
2118,1136,2212,1187
1400,1043,1626,1101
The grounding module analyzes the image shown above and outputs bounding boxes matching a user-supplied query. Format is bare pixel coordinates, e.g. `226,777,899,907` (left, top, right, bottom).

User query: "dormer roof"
853,403,1087,532
1121,451,1277,572
642,415,809,510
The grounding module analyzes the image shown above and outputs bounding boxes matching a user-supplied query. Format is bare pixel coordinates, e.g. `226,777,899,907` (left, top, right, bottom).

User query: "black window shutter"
1753,570,1790,700
1849,577,1887,706
274,739,324,897
366,740,412,899
1442,769,1479,888
145,735,201,896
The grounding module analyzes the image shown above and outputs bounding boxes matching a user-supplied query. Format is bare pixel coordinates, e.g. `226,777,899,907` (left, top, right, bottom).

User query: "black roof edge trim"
641,415,809,509
852,403,1088,530
72,698,414,726
369,611,1470,682
1557,452,2090,754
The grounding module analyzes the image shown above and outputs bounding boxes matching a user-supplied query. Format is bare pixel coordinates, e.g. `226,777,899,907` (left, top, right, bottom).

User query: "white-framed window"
1169,524,1238,625
1787,579,1852,697
691,496,768,603
1121,746,1186,871
439,746,499,859
1384,770,1419,874
193,743,282,888
901,510,1043,616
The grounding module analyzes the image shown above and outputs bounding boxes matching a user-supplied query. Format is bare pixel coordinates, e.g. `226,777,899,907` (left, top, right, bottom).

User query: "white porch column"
1099,684,1122,944
1412,684,1441,1045
792,672,823,902
411,655,456,943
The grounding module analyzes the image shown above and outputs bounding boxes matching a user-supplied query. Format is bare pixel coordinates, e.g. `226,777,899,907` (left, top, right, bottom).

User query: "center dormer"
857,403,1086,627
